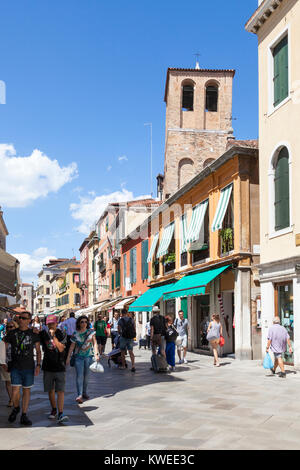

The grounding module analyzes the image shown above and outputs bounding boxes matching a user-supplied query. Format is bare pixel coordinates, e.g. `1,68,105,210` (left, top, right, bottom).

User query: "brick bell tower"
162,65,235,199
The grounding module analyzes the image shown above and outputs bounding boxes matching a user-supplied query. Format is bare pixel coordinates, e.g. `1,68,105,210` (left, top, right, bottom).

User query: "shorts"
96,336,107,346
10,368,34,389
273,352,283,359
0,365,11,382
119,337,134,351
43,371,66,392
177,335,188,349
151,334,162,349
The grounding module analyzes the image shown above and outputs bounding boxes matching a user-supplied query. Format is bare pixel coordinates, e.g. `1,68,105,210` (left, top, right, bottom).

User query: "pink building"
79,237,90,308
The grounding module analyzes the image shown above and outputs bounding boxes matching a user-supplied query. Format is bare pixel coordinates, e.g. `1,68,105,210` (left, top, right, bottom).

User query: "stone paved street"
1,347,300,450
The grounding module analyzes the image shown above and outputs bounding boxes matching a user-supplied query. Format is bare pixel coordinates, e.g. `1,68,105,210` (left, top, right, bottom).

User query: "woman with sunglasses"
66,315,100,404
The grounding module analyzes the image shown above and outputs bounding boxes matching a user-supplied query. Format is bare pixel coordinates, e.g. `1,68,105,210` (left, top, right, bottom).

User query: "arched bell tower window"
205,85,218,112
182,84,194,111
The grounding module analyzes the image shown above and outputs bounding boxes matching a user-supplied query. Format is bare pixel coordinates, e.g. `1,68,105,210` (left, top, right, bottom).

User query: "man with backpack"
118,311,136,373
150,306,167,358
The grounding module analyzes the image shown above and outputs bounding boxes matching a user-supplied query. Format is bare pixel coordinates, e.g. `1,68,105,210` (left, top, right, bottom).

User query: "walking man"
118,311,136,372
150,306,166,358
39,314,68,423
59,312,76,358
94,313,108,356
266,316,293,378
110,311,120,349
175,310,189,364
3,310,41,426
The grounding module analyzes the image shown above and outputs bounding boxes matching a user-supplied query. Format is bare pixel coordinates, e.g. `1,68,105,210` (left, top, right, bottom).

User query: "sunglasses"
80,320,88,324
7,326,15,329
19,316,30,320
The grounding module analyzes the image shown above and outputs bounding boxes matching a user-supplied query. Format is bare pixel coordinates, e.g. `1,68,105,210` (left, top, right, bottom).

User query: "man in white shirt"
175,310,189,364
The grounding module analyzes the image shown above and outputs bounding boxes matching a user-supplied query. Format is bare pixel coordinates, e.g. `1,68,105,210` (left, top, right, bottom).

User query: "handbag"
219,335,225,347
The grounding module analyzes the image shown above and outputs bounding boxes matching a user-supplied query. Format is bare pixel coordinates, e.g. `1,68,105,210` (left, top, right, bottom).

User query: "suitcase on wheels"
139,338,147,349
151,354,168,373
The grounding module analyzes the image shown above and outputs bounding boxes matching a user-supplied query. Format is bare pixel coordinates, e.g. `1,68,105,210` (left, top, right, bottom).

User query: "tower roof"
164,67,236,103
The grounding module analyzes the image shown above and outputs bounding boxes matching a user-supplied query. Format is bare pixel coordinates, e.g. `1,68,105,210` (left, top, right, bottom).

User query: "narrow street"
1,348,300,450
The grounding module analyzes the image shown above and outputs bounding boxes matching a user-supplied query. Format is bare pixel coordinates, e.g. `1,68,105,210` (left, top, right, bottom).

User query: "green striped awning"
180,215,188,254
163,265,230,300
156,222,175,258
147,233,159,263
211,184,233,232
128,282,176,312
186,200,208,243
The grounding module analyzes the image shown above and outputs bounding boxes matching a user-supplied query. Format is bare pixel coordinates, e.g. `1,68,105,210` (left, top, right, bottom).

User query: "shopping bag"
89,361,104,373
219,335,225,347
263,352,274,369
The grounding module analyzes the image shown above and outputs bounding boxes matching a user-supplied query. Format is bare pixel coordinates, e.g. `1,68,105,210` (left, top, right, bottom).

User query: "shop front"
274,282,294,365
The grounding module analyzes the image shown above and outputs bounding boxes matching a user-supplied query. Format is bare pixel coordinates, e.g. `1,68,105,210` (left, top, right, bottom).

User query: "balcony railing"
112,248,121,263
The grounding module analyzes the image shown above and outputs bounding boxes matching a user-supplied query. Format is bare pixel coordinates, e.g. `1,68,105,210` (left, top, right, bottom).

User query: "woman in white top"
207,314,222,367
32,315,42,332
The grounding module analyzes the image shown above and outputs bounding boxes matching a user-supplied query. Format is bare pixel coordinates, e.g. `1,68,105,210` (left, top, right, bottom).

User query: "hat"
46,314,57,325
152,306,160,313
13,306,30,315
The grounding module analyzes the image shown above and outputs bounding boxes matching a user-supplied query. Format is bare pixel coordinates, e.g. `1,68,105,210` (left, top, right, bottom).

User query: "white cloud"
13,247,56,284
70,189,151,235
107,165,112,172
118,155,128,162
0,144,78,207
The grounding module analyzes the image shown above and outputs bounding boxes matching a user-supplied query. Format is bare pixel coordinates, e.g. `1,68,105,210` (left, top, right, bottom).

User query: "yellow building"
56,264,81,314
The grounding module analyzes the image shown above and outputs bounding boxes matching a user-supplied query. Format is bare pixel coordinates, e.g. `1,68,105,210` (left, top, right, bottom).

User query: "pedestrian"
3,310,41,426
58,315,67,331
32,315,42,333
39,314,68,423
150,306,167,358
0,320,18,407
110,311,120,349
93,313,108,356
206,313,222,367
59,312,77,358
118,311,136,372
66,315,100,404
266,316,293,378
164,316,178,372
174,310,189,364
145,319,151,350
103,314,111,346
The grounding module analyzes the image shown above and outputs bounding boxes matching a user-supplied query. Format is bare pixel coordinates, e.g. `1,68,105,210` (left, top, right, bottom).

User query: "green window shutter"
273,36,288,107
181,297,188,319
274,147,290,231
112,273,115,291
116,269,120,288
142,240,149,280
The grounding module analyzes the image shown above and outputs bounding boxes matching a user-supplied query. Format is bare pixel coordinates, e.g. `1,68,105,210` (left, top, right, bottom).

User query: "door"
196,295,210,350
275,282,294,365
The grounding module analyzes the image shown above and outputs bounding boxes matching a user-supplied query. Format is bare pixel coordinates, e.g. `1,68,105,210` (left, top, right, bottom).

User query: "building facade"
246,0,300,366
20,283,34,314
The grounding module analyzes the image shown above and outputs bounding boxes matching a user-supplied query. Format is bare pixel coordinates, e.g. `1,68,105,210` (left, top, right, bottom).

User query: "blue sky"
0,0,259,283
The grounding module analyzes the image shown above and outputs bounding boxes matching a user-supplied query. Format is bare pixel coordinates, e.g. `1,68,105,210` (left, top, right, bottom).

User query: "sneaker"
57,413,69,424
183,358,188,364
48,408,57,419
270,367,276,375
278,372,286,378
131,367,136,373
8,406,20,423
178,359,183,364
75,396,83,404
20,414,32,426
82,394,90,400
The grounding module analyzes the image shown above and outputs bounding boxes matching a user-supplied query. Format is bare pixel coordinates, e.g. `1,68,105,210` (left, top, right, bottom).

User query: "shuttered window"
273,35,288,107
115,269,120,289
130,248,137,284
141,240,149,280
123,254,127,286
274,147,290,231
111,273,115,291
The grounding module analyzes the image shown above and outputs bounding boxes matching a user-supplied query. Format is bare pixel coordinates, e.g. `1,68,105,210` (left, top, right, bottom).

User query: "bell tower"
162,66,235,199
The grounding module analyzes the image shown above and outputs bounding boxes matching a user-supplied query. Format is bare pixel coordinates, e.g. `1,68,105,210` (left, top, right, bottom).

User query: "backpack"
166,325,178,343
120,317,136,339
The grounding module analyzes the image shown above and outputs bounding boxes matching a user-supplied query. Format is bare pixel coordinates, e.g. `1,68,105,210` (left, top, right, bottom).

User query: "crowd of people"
0,304,292,427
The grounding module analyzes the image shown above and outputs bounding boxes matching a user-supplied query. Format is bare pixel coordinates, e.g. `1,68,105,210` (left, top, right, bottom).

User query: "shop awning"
0,248,20,297
147,233,159,263
113,297,136,310
186,200,208,243
211,184,233,232
163,265,230,300
99,297,122,311
128,282,176,312
156,223,175,258
75,302,107,318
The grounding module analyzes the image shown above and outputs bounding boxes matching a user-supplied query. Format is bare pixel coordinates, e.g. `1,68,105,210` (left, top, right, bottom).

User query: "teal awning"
211,184,233,232
128,282,176,312
163,265,230,300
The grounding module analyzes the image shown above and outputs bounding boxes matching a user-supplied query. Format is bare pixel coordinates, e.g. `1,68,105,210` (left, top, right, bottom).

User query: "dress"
207,321,221,341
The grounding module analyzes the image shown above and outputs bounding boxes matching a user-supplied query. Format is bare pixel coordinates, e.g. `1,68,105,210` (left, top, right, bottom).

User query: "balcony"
98,262,106,274
112,248,121,263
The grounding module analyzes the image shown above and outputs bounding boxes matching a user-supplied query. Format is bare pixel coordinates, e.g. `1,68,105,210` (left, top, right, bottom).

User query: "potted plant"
220,228,234,253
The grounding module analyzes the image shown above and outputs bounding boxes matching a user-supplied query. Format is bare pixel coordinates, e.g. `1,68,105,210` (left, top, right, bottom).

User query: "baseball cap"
46,314,57,325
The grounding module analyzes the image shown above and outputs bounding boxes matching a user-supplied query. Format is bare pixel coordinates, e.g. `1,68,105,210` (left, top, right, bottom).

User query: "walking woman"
66,315,100,404
207,314,222,367
164,316,178,372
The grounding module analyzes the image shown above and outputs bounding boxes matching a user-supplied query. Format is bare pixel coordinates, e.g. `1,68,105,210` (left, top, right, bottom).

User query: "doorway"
195,295,210,350
274,282,294,364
